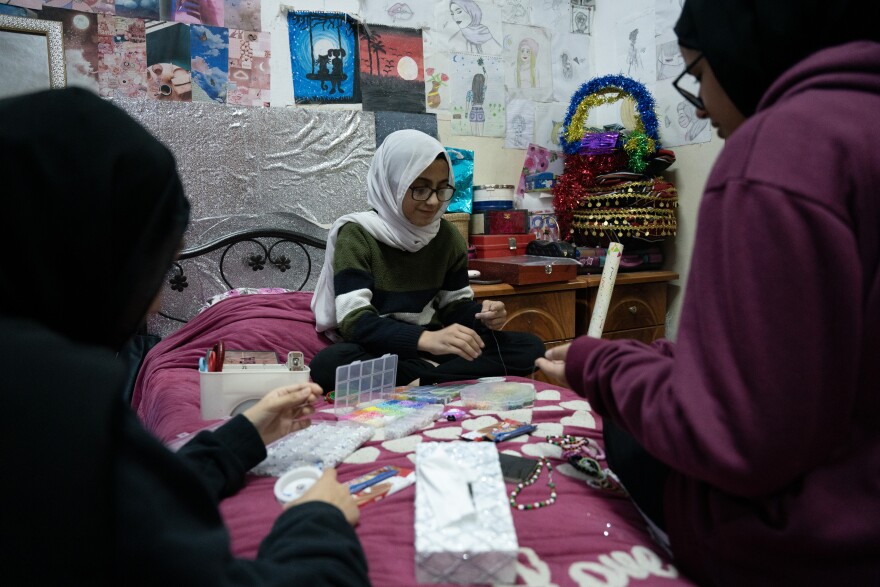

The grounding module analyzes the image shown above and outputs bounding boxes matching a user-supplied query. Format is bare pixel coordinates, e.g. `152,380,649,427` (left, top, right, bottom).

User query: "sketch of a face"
519,45,532,63
574,12,588,33
561,52,573,79
449,2,473,29
677,100,695,127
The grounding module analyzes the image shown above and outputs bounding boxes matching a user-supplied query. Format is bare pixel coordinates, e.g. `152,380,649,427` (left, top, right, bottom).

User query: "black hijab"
0,88,190,350
675,0,879,117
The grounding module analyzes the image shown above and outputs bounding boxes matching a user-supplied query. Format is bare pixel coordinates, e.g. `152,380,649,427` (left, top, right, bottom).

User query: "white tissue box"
414,442,518,584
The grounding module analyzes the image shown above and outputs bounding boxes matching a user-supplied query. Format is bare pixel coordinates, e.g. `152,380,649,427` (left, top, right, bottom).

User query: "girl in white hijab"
310,130,544,389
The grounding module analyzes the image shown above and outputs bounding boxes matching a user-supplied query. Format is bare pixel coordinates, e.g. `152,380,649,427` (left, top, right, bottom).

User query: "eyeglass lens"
674,54,704,110
411,186,455,201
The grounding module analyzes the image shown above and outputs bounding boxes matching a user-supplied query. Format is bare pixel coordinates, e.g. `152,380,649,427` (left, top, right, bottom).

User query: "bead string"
545,435,627,495
508,457,557,511
545,434,605,461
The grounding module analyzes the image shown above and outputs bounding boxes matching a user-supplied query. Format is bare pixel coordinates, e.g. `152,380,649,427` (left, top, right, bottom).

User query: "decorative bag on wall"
552,75,678,249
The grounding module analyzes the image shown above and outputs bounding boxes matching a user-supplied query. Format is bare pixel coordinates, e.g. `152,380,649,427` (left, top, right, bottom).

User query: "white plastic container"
473,184,514,213
199,366,311,420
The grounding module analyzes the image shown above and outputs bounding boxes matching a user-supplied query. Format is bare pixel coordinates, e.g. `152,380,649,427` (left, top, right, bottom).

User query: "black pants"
603,418,670,531
309,329,545,391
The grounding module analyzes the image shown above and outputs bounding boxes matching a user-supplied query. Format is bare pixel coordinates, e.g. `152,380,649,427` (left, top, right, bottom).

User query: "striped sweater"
332,219,482,358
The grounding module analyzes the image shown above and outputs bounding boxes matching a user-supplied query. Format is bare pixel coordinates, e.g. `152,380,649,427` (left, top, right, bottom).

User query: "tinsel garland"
623,130,656,173
552,152,628,238
559,74,661,164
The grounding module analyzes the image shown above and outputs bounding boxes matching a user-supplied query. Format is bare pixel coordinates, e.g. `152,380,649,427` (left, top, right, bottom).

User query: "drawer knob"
544,265,553,274
628,306,638,314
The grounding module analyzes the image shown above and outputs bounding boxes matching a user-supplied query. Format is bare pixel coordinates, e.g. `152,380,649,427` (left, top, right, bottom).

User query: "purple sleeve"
566,180,861,497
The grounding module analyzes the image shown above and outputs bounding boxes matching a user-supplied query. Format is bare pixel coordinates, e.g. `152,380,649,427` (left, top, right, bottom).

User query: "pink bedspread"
134,292,695,586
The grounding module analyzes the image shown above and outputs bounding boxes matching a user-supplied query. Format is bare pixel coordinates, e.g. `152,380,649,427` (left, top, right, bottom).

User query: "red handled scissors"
207,340,225,372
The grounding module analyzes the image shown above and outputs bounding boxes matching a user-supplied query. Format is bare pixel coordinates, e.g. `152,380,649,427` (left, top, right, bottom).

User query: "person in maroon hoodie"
537,1,880,584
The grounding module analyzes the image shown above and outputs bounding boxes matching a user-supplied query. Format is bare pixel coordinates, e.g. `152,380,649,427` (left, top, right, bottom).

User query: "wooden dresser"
472,270,678,382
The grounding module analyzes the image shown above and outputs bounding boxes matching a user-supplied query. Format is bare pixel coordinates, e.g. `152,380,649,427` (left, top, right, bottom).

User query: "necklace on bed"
508,457,557,510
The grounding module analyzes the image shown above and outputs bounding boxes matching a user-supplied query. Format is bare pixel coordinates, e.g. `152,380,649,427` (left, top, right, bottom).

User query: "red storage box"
469,210,530,235
470,234,536,258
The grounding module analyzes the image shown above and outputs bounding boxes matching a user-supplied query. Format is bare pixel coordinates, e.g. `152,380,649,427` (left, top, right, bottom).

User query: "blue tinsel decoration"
560,74,662,156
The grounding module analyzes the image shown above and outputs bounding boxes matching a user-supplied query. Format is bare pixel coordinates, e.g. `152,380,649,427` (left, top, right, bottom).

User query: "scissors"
206,340,224,372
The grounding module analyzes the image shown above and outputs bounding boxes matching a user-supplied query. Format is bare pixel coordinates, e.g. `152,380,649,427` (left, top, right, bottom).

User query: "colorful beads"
508,457,557,510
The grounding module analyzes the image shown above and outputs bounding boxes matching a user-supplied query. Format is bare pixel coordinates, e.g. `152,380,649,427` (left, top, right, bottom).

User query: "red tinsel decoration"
552,152,628,239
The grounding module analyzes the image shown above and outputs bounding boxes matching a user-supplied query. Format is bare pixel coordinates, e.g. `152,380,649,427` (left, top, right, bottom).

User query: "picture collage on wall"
0,0,708,148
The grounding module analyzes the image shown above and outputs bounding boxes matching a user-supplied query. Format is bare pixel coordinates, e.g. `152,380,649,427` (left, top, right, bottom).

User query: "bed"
133,228,695,587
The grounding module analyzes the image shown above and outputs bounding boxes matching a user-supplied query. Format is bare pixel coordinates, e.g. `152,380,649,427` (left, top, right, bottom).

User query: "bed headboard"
149,228,327,338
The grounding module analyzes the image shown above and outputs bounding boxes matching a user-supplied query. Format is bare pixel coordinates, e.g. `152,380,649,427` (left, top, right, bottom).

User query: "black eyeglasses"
673,53,705,111
409,186,455,202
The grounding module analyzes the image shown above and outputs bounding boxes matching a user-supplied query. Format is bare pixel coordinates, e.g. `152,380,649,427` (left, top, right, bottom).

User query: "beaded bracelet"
508,457,557,511
545,434,606,461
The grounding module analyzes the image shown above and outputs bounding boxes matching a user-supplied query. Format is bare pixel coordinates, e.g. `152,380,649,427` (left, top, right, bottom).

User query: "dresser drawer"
576,283,667,335
496,290,576,343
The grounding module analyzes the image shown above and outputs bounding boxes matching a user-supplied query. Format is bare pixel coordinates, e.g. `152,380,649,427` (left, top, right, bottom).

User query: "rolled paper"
587,242,623,338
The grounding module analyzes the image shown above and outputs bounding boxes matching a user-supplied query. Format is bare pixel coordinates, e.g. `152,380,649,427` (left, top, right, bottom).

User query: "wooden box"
470,234,536,258
468,255,579,285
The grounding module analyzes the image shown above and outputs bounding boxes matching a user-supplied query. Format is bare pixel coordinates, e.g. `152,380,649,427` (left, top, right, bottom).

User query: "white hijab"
312,130,454,334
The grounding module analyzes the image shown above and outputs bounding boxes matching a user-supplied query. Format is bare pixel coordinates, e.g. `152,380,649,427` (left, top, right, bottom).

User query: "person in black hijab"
0,88,370,586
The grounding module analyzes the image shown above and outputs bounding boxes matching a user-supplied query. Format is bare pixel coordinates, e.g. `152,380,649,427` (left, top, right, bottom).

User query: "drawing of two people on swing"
313,48,347,94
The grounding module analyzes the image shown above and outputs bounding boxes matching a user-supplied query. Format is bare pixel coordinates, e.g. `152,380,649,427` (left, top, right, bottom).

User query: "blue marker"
348,469,398,494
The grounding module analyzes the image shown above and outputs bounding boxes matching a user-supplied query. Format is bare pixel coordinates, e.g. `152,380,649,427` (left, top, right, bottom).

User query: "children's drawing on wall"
436,0,502,56
570,0,595,36
164,0,224,27
502,0,529,25
551,31,592,102
466,72,486,135
191,24,228,103
358,24,425,113
450,53,504,137
422,28,452,114
145,21,192,101
530,0,569,31
655,81,710,147
534,101,568,150
425,67,449,109
227,29,269,106
505,99,535,150
224,0,260,32
615,12,655,86
361,1,434,28
503,23,552,102
655,0,685,80
656,39,684,80
288,11,360,105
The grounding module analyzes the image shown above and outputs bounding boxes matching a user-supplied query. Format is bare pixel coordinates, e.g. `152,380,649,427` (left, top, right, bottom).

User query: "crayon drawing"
358,24,424,113
422,28,451,113
503,23,552,102
450,53,504,137
288,11,361,105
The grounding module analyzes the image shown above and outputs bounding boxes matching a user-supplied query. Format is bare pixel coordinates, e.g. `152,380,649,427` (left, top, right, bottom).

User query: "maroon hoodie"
565,41,880,585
